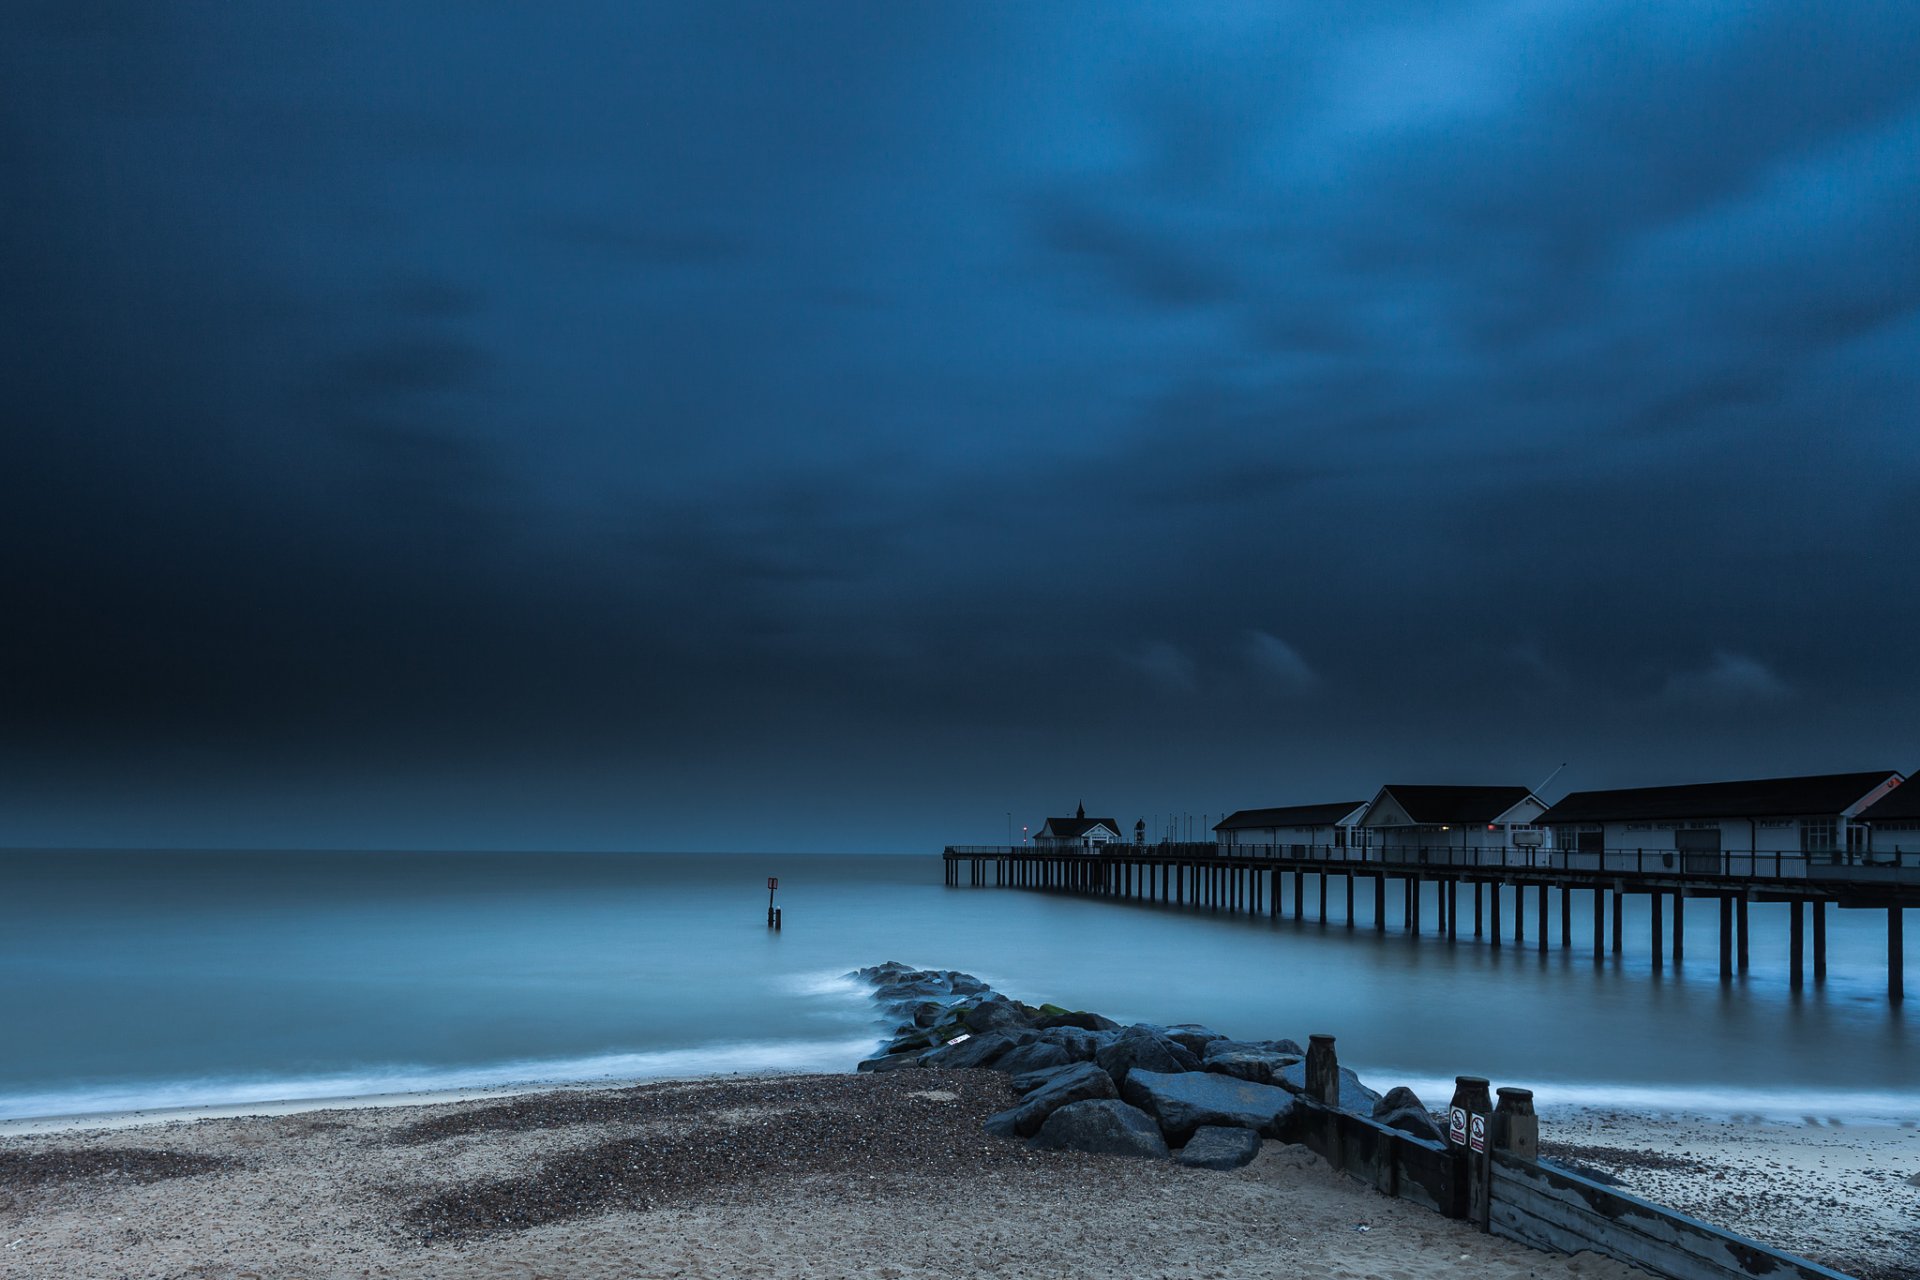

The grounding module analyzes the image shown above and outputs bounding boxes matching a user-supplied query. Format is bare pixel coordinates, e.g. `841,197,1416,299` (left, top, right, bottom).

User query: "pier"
942,842,1917,1000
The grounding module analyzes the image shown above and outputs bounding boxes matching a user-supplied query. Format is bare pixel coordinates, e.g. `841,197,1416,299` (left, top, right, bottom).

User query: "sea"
1,849,1913,1123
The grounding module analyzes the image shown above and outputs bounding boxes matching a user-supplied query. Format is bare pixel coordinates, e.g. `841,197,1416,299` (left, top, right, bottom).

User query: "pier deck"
941,843,1917,1000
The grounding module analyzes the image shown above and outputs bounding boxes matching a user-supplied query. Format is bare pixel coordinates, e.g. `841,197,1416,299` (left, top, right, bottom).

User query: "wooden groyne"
942,842,1916,1001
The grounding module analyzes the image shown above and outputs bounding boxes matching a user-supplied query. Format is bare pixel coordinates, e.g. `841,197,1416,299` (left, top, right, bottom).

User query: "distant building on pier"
1358,784,1549,860
1536,770,1902,872
1212,801,1369,852
1033,802,1122,851
1858,776,1920,858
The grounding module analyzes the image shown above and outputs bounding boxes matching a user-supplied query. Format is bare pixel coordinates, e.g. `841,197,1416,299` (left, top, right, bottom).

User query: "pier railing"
942,842,1920,884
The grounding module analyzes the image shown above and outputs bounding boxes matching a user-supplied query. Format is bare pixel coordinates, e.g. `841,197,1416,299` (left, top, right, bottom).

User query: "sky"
3,3,1918,851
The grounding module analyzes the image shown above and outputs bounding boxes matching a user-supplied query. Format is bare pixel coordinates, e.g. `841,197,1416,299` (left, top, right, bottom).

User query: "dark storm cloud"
2,2,1918,848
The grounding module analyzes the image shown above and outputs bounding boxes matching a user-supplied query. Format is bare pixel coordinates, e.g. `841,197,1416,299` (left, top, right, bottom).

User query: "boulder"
1095,1025,1201,1088
1176,1125,1263,1170
855,1051,925,1073
1377,1105,1446,1143
1202,1050,1302,1087
1029,1100,1169,1160
1120,1069,1296,1146
981,1061,1119,1138
1374,1085,1426,1116
1274,1061,1382,1114
962,997,1037,1036
1162,1024,1230,1056
1034,1026,1103,1062
993,1040,1074,1077
920,1031,1016,1071
1034,1009,1121,1033
1008,1063,1078,1094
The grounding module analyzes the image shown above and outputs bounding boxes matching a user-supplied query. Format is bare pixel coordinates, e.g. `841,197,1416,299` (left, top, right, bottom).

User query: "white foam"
0,1035,880,1124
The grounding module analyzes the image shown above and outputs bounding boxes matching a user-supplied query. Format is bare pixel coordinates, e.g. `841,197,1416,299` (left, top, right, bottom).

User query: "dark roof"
1375,785,1537,825
1040,817,1121,839
1214,802,1367,832
1857,777,1920,822
1538,771,1900,825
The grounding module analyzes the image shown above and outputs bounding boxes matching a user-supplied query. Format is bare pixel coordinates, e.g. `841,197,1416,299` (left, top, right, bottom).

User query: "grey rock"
1377,1106,1446,1143
1120,1069,1297,1145
1008,1063,1078,1094
1176,1125,1263,1170
981,1061,1119,1138
993,1040,1074,1077
920,1031,1016,1070
855,1051,925,1073
1029,1100,1169,1160
1202,1050,1302,1087
1033,1009,1121,1032
1035,1026,1103,1062
1162,1024,1230,1056
1375,1086,1427,1116
1275,1061,1383,1114
1095,1025,1202,1088
1201,1039,1269,1059
963,997,1037,1036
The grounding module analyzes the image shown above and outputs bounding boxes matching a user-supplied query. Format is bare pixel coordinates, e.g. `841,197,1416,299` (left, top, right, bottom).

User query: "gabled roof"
1368,785,1539,826
1038,816,1121,840
1854,776,1920,822
1538,771,1901,825
1213,802,1368,832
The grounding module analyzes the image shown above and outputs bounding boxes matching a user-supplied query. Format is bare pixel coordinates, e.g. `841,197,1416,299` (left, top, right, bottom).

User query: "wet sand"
0,1070,1643,1280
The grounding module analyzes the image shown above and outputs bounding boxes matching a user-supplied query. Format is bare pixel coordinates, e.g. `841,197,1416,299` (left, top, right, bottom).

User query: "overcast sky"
4,3,1918,850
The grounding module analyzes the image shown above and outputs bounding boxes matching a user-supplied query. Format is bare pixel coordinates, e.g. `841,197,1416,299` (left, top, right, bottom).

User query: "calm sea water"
0,850,1913,1122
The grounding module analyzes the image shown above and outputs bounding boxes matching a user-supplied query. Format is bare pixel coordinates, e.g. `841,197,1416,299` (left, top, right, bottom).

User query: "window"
1800,820,1837,855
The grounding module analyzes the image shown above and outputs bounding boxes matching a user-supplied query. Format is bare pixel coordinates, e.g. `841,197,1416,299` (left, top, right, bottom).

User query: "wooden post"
1474,880,1483,937
1560,885,1571,949
1448,879,1459,940
1790,899,1805,988
1650,889,1663,970
1594,887,1604,959
1490,879,1502,950
1891,907,1905,1002
1514,882,1524,945
1294,869,1305,920
1537,881,1548,954
1450,1075,1494,1231
1812,900,1826,982
1719,895,1733,978
1305,1033,1339,1107
1612,886,1624,954
1737,895,1750,971
1319,872,1328,924
1409,875,1420,933
1345,871,1355,929
1672,890,1684,962
1374,874,1386,933
1493,1087,1538,1162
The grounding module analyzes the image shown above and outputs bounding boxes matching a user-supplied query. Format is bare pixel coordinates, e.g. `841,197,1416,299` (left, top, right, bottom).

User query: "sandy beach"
2,1071,1913,1280
0,1069,1649,1280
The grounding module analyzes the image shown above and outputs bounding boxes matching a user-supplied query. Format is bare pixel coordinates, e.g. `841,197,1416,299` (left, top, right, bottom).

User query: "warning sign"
1448,1106,1468,1146
1469,1113,1487,1153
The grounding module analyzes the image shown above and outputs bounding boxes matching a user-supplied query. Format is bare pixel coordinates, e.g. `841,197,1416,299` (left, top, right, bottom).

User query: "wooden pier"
942,842,1917,1001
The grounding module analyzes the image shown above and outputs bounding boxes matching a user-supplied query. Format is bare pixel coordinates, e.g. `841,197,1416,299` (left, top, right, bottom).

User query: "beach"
2,1071,1914,1280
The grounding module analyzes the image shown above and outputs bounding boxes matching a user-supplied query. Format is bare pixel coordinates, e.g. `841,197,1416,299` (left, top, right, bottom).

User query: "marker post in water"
767,877,781,930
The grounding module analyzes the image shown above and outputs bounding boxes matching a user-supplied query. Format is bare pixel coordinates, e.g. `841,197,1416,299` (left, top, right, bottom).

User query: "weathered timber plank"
1491,1157,1851,1280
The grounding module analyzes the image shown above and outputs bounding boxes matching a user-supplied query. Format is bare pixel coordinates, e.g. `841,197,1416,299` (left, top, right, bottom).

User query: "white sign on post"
1448,1106,1468,1145
1469,1113,1487,1153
